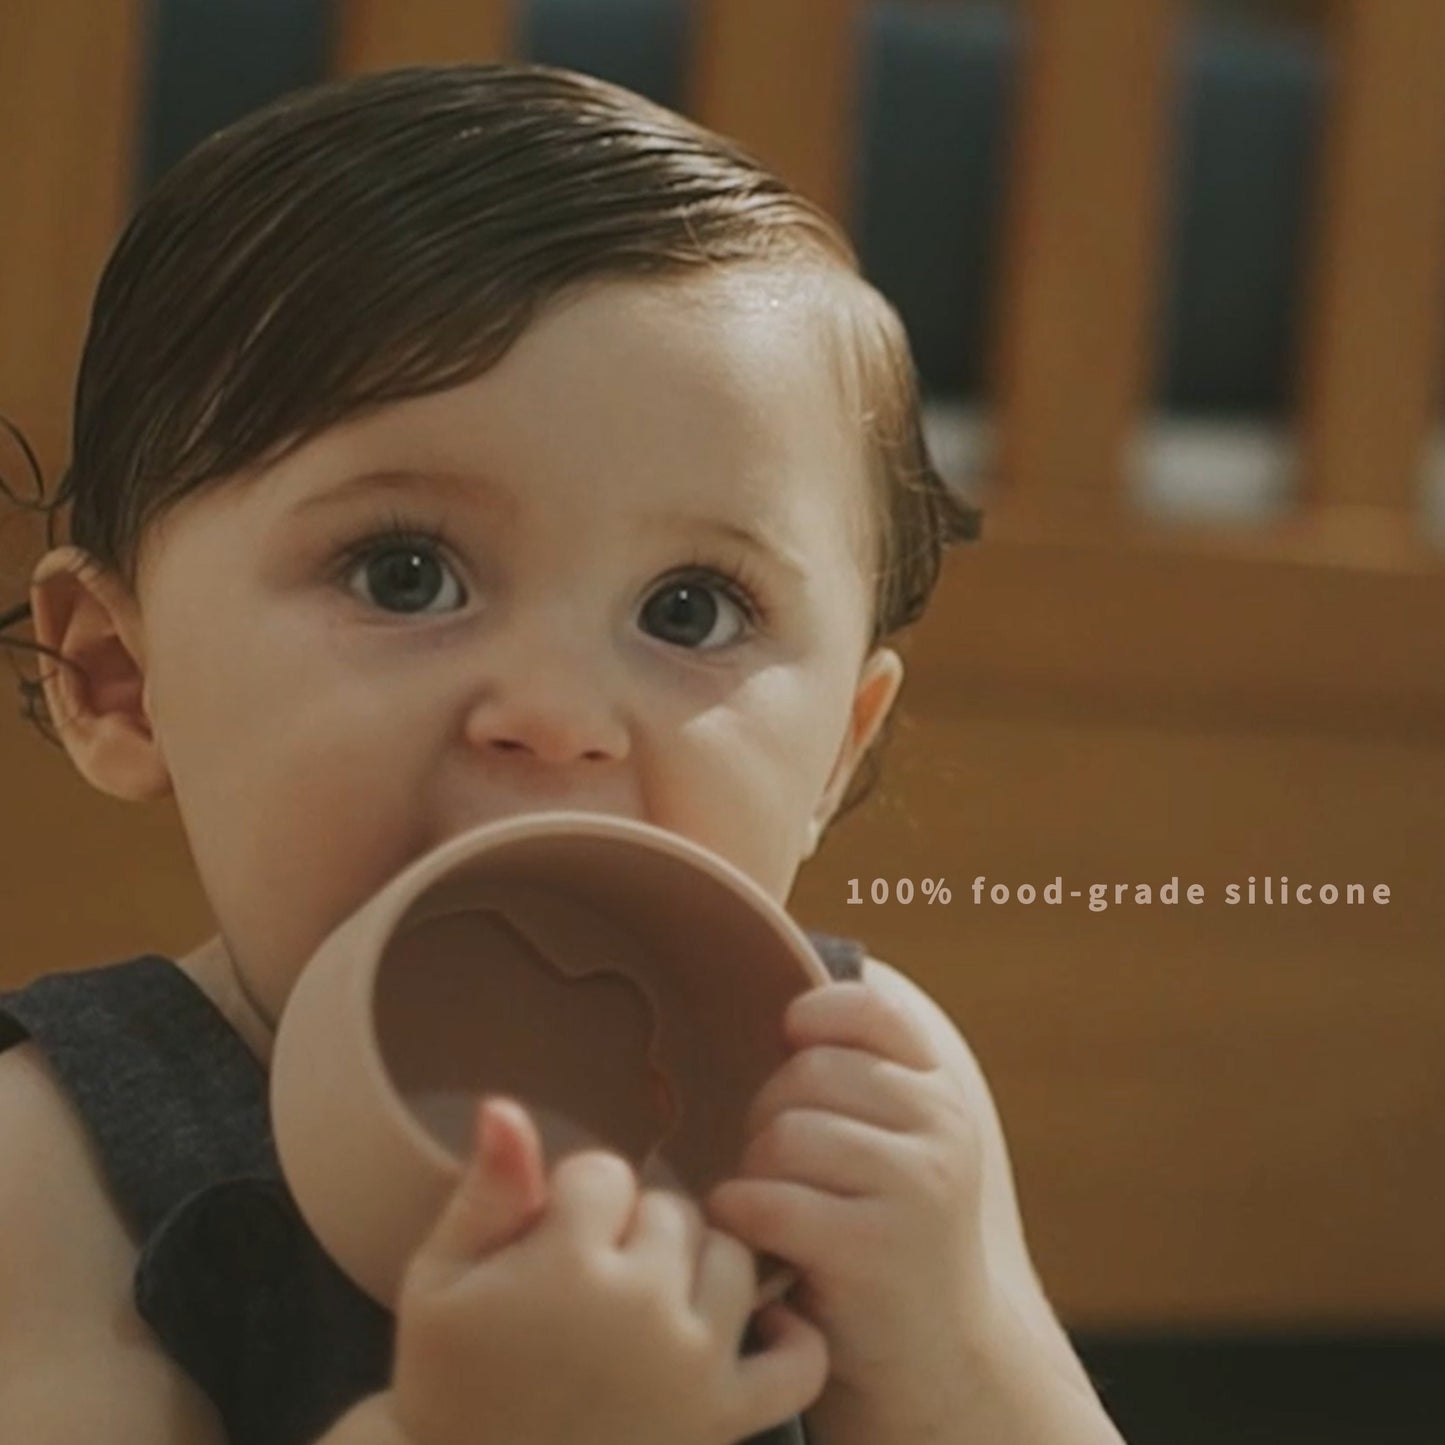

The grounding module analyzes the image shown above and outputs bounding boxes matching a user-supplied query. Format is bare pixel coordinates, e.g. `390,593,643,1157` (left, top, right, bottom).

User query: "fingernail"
478,1099,501,1166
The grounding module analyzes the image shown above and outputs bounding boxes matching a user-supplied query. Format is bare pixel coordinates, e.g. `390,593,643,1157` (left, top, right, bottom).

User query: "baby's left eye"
639,574,755,651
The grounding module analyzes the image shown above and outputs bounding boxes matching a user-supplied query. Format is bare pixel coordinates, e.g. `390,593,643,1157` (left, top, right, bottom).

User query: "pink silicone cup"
269,810,830,1309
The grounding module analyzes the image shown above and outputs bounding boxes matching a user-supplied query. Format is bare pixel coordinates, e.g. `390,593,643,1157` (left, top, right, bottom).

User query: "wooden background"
2,0,1442,1331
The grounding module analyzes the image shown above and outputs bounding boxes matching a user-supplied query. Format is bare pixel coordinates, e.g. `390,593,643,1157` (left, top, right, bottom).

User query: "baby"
0,62,1122,1445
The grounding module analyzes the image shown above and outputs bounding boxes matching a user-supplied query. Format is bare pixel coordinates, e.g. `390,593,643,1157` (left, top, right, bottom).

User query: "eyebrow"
288,468,809,581
289,468,510,517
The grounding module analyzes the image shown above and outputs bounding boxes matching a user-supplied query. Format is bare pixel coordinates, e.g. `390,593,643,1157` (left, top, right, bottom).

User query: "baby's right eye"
331,512,468,616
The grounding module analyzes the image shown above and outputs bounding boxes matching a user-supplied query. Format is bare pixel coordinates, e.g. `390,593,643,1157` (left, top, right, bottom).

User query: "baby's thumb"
421,1096,549,1269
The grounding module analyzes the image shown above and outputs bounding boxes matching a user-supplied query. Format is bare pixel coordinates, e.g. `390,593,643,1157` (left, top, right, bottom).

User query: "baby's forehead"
285,263,863,456
649,264,872,387
652,261,851,318
209,261,879,551
514,262,865,392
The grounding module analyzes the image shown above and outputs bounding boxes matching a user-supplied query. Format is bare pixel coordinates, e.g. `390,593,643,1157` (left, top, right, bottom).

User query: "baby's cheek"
196,746,431,1019
667,709,824,894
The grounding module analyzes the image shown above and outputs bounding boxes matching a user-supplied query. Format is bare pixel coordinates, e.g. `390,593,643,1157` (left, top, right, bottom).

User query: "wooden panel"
992,0,1180,518
0,0,148,494
688,0,864,223
792,698,1445,1327
331,0,514,74
906,533,1445,745
1296,0,1445,516
0,742,210,991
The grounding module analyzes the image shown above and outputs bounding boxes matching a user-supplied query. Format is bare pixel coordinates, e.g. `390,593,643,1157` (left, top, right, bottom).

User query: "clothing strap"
0,953,278,1239
806,929,866,982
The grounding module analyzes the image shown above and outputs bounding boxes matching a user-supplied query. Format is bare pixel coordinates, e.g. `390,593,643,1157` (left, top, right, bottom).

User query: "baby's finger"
732,1301,831,1434
621,1186,704,1248
477,1097,550,1216
620,1189,703,1293
414,1097,547,1277
542,1149,641,1252
691,1225,758,1341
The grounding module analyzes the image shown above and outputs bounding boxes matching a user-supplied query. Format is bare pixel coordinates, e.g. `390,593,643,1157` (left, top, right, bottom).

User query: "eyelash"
327,506,773,633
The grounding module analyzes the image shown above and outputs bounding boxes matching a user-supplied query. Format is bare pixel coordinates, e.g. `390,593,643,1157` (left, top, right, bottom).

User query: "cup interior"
375,888,682,1183
366,825,820,1199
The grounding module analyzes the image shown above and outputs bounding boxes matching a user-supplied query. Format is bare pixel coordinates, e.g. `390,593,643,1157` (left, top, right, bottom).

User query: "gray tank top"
0,932,866,1445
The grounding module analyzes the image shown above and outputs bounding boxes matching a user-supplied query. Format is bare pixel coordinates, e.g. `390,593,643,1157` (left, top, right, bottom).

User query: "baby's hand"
381,1097,829,1445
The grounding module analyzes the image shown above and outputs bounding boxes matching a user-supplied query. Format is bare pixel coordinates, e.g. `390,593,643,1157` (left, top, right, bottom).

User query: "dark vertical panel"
853,3,1020,399
521,0,690,112
135,0,332,199
1154,17,1326,417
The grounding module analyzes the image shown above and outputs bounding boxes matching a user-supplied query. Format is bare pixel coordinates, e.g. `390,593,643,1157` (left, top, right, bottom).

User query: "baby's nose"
462,649,629,766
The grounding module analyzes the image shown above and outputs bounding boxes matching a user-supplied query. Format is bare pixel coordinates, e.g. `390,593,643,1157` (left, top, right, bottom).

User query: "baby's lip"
437,803,647,842
421,809,650,861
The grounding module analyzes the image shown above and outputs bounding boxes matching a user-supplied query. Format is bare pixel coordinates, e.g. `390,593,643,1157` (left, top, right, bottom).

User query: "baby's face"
40,269,902,1024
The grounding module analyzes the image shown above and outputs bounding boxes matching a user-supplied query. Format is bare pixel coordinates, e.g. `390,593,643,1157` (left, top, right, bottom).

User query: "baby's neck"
173,932,276,1068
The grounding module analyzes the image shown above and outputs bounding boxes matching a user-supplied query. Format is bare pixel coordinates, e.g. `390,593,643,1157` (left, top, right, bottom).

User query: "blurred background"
1,1,1443,1440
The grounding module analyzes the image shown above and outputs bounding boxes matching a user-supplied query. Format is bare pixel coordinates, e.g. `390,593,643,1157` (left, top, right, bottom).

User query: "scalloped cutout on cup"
270,811,831,1310
377,899,684,1187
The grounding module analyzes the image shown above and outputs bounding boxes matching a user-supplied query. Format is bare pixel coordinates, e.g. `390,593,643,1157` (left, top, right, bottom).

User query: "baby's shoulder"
0,1037,149,1330
0,1040,226,1441
0,1037,133,1267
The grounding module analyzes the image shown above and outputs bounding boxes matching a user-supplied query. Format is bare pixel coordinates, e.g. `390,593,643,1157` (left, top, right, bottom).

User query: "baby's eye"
332,516,764,651
639,573,756,652
340,533,465,616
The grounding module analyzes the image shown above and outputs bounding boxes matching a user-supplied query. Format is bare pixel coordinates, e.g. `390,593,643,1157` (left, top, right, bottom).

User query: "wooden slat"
904,535,1445,747
0,0,148,496
991,0,1180,519
688,0,864,224
331,0,513,75
1296,0,1445,519
980,469,1445,576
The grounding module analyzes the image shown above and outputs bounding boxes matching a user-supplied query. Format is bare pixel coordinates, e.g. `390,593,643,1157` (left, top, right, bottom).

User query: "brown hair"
0,61,978,828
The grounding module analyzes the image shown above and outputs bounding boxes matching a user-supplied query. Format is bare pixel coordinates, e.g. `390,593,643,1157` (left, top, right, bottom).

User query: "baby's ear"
28,545,171,802
807,645,904,852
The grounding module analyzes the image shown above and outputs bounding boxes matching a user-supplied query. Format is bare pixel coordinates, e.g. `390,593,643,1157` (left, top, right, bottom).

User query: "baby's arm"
308,1395,412,1444
0,1035,422,1445
0,1042,227,1444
